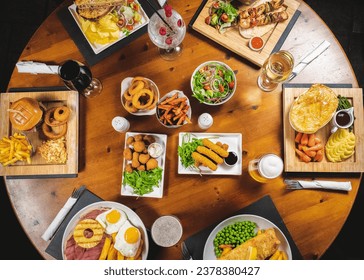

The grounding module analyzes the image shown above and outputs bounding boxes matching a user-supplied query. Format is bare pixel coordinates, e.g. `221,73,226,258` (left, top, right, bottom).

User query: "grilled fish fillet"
218,228,281,260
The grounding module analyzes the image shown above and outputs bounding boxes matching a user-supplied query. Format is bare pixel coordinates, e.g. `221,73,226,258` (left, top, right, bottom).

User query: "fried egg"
95,208,127,234
114,220,141,258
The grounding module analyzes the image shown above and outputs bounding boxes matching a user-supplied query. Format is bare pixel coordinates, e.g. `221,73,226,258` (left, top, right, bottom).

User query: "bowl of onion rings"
121,76,160,115
156,90,192,128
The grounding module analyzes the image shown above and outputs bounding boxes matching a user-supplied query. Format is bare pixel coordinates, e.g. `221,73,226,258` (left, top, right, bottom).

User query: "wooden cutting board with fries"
190,0,300,67
0,90,79,177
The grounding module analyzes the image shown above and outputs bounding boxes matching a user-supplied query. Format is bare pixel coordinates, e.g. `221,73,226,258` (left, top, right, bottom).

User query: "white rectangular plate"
178,132,242,175
68,2,149,55
121,132,167,198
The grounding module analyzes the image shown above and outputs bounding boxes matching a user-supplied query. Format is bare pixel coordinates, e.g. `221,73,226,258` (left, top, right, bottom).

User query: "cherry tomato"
125,25,134,31
228,81,235,89
220,13,229,23
218,84,225,92
205,16,211,25
204,85,211,90
212,1,220,9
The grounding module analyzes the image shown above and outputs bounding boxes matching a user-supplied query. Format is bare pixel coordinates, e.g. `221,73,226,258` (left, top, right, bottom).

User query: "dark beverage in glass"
58,60,102,98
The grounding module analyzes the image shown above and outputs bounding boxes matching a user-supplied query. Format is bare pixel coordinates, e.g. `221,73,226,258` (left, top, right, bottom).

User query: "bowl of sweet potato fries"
156,90,192,128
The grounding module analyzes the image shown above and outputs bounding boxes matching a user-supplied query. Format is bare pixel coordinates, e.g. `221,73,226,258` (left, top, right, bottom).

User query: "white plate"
178,132,242,175
68,2,149,55
62,201,149,260
121,132,167,198
203,214,292,260
121,77,159,116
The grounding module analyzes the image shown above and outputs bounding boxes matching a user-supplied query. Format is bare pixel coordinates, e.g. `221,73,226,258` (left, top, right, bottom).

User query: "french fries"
269,250,288,260
0,133,32,166
157,92,191,126
98,233,144,260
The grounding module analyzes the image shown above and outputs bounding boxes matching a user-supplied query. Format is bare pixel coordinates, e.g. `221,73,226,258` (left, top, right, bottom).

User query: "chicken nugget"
137,165,146,171
146,158,158,170
192,152,217,171
139,153,150,164
132,152,140,168
143,135,156,145
133,141,146,153
196,146,224,164
126,136,135,145
125,163,133,173
202,138,229,158
134,134,144,141
123,147,133,160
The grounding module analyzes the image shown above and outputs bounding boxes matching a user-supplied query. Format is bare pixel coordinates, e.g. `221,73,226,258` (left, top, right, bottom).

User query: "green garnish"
178,133,203,168
337,95,352,110
123,167,163,196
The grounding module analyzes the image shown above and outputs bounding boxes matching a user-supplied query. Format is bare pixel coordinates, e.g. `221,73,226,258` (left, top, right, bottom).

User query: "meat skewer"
238,0,288,29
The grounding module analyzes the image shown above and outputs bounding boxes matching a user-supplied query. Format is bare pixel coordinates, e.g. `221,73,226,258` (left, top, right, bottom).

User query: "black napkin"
183,195,303,260
188,0,301,55
57,3,154,66
45,189,102,259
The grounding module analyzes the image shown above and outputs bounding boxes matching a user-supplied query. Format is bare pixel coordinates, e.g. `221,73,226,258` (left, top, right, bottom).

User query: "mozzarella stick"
196,146,224,164
202,138,229,158
192,152,217,171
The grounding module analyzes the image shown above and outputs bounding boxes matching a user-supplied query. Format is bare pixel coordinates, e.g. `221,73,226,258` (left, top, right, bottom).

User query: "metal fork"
181,241,193,260
41,185,86,241
284,179,352,191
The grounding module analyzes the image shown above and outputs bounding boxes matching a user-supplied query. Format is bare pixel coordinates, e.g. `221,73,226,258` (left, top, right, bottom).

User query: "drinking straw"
145,0,175,33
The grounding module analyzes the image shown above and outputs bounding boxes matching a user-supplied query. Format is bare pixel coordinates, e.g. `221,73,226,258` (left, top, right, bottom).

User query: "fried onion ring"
54,106,70,122
42,122,67,140
132,88,154,109
146,92,158,110
123,90,133,101
44,107,68,127
124,100,138,113
129,80,145,96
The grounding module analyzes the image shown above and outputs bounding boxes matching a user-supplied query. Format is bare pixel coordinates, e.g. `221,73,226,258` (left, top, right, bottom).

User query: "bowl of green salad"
190,61,236,105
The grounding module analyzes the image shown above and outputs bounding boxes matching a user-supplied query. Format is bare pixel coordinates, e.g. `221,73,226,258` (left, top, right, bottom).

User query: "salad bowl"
190,60,236,106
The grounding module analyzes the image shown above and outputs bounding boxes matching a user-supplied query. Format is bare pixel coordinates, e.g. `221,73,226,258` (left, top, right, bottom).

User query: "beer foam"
259,154,283,179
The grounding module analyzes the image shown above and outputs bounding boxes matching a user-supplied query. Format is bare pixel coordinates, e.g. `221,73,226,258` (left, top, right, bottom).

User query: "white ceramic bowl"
190,61,237,106
156,90,192,128
121,77,159,116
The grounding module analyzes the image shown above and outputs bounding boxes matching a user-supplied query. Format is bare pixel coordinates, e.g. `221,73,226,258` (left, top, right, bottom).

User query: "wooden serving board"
190,0,300,67
283,86,364,173
0,90,79,177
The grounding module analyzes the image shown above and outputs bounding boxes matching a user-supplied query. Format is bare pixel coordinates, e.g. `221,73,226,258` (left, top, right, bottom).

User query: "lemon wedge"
247,246,257,260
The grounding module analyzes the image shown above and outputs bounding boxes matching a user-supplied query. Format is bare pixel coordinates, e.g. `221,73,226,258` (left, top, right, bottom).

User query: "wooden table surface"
4,0,361,260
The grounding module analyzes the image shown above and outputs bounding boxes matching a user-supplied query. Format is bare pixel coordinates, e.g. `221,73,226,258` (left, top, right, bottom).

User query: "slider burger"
9,97,43,131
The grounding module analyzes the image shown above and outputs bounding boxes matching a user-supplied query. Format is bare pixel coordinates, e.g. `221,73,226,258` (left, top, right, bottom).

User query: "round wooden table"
4,0,360,260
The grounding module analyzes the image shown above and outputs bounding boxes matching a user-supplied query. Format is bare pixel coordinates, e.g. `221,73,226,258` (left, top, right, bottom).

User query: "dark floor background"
0,0,363,260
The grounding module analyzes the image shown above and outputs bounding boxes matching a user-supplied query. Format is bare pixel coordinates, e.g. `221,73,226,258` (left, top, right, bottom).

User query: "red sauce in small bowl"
249,36,264,51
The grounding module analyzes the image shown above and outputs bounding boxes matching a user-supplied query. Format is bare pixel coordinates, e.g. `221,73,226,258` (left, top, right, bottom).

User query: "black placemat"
45,188,102,259
188,0,301,56
57,3,154,66
183,195,302,260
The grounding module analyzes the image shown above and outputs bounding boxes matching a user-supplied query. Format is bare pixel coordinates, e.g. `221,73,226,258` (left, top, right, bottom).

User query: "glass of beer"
248,154,284,183
257,50,294,92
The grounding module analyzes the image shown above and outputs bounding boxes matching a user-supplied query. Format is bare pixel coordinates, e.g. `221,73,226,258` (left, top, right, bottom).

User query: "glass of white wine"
257,50,294,92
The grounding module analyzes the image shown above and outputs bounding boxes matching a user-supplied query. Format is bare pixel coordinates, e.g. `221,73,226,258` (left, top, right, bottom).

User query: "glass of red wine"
58,60,102,98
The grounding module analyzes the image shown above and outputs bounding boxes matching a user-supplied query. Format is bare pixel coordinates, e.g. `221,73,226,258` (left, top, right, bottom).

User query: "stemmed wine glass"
257,50,294,92
58,60,102,98
147,5,186,61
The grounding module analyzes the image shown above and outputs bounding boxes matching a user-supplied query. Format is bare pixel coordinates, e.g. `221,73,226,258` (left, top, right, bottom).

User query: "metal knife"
287,40,331,82
41,185,86,241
